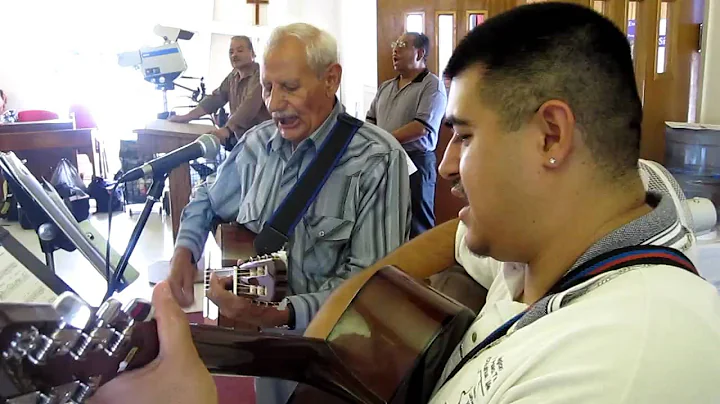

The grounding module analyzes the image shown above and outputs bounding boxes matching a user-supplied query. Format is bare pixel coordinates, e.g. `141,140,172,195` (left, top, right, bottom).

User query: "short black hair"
231,35,255,54
444,3,642,177
406,32,430,63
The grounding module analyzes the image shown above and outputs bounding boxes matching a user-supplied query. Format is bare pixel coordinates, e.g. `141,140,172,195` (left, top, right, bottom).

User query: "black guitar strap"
253,112,363,255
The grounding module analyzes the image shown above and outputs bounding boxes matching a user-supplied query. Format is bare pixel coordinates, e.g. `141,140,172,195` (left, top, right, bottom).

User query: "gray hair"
264,23,338,76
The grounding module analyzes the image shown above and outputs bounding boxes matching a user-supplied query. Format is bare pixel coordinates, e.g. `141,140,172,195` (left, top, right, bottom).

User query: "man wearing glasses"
367,32,447,238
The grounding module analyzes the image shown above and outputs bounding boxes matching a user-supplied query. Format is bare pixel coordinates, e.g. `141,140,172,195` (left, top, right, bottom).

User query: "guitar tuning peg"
70,299,123,360
28,292,93,365
122,299,154,322
53,293,94,331
104,299,153,357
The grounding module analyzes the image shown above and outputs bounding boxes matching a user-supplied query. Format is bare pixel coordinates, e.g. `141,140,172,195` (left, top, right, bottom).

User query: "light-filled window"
593,1,607,15
628,1,638,59
656,1,670,74
437,13,455,76
467,12,486,31
406,13,424,34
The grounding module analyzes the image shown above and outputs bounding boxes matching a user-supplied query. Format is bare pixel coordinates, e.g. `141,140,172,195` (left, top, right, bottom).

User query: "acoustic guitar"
0,265,475,404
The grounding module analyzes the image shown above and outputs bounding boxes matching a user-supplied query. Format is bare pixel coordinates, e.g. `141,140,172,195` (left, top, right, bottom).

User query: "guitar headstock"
205,251,288,305
236,251,288,303
0,293,158,403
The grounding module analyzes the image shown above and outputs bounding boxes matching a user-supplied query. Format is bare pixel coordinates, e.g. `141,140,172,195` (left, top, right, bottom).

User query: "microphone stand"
104,173,168,300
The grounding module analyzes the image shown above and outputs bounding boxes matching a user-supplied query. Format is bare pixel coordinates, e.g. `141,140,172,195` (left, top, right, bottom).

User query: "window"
467,11,487,31
437,13,455,76
627,1,638,59
405,13,424,34
593,1,607,15
656,1,670,74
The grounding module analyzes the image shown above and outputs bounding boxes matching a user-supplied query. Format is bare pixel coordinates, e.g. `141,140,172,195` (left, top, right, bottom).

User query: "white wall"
339,0,379,118
258,0,378,119
0,0,376,122
699,0,720,124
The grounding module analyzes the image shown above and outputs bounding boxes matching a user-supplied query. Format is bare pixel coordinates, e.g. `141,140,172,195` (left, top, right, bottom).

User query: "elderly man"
92,4,720,404
169,35,271,142
167,22,410,402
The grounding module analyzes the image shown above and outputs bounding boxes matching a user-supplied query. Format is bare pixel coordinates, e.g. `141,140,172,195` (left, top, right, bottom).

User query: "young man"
91,4,720,404
169,36,271,142
367,32,447,238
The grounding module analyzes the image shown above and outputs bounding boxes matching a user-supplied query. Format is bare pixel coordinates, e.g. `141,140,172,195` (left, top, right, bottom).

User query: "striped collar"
568,192,688,273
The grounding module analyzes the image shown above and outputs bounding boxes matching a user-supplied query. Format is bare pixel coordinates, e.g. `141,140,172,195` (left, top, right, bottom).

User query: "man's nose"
438,138,460,181
266,87,286,112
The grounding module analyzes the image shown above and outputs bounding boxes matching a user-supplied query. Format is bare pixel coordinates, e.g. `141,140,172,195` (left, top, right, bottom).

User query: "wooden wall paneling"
607,0,630,33
669,0,702,120
633,0,650,104
640,0,701,162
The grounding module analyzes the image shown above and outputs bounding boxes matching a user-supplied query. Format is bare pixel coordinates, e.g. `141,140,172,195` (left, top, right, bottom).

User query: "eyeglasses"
391,40,408,49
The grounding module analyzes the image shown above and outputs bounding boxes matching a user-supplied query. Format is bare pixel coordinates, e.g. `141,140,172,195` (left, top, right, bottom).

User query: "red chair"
69,104,97,129
17,110,59,122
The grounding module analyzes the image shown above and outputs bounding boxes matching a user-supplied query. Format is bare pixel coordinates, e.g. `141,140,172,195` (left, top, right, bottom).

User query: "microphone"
119,133,220,182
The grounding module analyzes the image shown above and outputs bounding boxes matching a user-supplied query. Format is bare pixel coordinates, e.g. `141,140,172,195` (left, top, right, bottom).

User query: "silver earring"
549,157,557,165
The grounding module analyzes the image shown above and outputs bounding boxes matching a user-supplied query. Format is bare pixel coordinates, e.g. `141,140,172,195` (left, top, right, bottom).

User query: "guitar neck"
188,324,378,404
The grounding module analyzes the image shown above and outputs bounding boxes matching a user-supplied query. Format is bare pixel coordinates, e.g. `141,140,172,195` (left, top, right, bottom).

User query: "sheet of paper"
666,121,720,131
0,247,57,304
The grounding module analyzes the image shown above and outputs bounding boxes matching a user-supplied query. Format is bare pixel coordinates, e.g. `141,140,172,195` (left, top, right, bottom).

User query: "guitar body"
0,266,475,404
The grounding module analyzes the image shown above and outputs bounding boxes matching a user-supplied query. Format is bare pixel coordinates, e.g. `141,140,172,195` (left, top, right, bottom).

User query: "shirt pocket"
305,216,354,247
301,174,359,252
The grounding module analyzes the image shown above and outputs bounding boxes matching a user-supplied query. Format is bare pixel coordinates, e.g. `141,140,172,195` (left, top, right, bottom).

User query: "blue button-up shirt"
176,100,411,329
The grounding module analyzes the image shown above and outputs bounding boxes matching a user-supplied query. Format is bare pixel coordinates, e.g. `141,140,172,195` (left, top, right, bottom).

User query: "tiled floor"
2,204,256,403
1,204,179,307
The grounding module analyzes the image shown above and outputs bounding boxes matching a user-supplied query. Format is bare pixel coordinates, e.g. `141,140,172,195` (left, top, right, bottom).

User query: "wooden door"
569,0,703,162
377,0,523,225
376,0,704,224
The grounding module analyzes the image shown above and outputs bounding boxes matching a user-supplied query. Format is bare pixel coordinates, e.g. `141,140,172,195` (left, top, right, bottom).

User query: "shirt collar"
234,62,260,79
395,68,430,83
503,192,684,299
568,192,680,271
266,97,345,153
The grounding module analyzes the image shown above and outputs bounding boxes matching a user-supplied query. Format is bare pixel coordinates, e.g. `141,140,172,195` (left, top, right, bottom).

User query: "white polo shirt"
430,195,720,404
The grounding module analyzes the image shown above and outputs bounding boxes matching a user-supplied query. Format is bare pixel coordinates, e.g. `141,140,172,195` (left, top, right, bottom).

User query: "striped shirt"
176,99,411,330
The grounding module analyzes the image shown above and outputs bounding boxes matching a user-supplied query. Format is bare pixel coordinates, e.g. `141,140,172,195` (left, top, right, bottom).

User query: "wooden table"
134,120,215,240
0,124,99,180
0,119,74,134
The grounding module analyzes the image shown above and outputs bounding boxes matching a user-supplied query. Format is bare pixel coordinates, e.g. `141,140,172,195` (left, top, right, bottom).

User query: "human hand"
89,282,218,404
167,248,198,307
207,272,290,329
210,127,233,141
168,114,191,123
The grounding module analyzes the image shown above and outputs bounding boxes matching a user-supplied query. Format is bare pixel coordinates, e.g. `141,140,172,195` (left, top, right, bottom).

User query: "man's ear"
533,100,576,169
325,63,342,97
